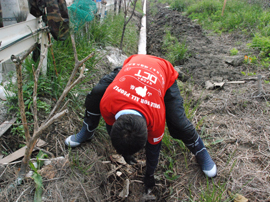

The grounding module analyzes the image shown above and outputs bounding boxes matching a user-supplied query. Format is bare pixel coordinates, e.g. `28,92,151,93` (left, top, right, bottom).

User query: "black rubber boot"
186,137,217,178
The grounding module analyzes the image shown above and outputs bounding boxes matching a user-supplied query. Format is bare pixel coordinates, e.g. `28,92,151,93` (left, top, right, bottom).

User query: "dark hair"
110,114,147,156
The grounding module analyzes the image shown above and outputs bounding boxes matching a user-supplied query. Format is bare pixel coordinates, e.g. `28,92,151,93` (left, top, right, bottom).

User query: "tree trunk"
119,0,122,13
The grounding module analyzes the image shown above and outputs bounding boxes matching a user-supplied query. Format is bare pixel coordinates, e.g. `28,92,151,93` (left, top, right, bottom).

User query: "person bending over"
65,54,217,191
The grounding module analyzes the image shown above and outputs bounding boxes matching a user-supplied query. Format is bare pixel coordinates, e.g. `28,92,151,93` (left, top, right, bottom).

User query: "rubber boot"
186,136,217,178
65,111,100,147
65,119,95,147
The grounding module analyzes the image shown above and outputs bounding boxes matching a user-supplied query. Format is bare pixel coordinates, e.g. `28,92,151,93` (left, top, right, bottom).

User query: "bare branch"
11,43,38,65
13,31,93,186
79,181,90,202
34,147,55,158
18,109,68,179
70,34,78,62
68,72,86,90
78,52,95,67
60,99,70,112
67,34,94,87
33,45,49,132
46,35,94,121
120,0,138,51
124,0,137,26
15,186,31,202
46,72,85,121
11,44,38,143
39,110,68,137
80,64,86,75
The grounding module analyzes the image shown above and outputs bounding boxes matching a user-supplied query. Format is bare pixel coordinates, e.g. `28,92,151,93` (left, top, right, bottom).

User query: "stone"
224,55,244,67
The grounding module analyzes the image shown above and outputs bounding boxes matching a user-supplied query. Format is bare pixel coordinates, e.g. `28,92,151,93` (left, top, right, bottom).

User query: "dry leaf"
119,179,130,198
38,164,57,179
125,164,136,175
116,171,122,176
111,154,127,165
234,194,248,202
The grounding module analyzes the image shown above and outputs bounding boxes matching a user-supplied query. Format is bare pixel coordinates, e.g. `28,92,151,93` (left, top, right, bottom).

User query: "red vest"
100,54,178,144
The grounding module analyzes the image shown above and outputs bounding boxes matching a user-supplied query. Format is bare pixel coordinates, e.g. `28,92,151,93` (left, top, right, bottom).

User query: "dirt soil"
1,1,270,201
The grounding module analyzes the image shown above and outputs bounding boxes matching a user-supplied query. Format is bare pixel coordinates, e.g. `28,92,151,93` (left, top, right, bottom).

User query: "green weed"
70,150,95,175
230,48,238,56
11,120,26,140
164,169,181,181
187,0,221,16
188,158,237,202
184,96,201,121
260,57,270,69
149,1,159,16
162,30,188,65
6,75,52,139
249,34,270,58
241,71,256,76
162,129,175,156
170,0,194,12
197,178,229,202
166,0,270,64
161,128,186,180
180,0,262,33
29,162,43,202
1,151,8,156
29,151,48,202
135,0,143,15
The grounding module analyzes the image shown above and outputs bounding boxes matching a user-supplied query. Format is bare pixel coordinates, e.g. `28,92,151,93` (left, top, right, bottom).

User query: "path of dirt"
0,1,270,201
147,4,251,86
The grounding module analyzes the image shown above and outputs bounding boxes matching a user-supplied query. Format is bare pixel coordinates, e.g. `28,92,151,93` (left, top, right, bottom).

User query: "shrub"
162,30,188,65
250,34,270,57
187,0,221,15
230,48,239,56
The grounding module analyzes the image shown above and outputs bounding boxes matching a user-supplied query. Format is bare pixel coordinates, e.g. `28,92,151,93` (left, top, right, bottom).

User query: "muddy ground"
1,0,270,201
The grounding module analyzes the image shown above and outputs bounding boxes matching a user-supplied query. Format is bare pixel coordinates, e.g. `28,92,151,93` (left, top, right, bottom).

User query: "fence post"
138,0,146,54
39,17,48,76
100,2,106,21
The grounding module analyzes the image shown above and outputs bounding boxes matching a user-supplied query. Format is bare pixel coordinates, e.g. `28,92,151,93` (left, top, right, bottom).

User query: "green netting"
68,0,97,30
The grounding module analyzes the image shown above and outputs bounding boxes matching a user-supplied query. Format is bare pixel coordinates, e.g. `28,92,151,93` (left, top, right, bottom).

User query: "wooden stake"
47,33,58,77
222,0,227,16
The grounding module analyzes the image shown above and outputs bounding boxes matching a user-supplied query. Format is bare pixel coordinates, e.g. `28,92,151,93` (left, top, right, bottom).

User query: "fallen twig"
34,147,55,158
263,131,270,151
0,165,8,178
79,180,90,202
15,186,32,202
107,165,123,178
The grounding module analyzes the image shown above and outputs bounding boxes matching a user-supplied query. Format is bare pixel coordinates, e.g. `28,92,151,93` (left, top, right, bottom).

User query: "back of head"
110,114,147,156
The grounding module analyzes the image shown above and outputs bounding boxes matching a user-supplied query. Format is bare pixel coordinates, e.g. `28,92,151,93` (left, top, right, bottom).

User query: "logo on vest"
135,70,157,85
135,86,147,97
153,133,164,143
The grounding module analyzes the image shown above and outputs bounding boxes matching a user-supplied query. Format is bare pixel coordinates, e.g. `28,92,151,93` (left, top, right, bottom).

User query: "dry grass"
185,74,270,201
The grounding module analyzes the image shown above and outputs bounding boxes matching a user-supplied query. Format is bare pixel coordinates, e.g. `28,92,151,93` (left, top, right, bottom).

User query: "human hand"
144,174,155,192
123,155,137,165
